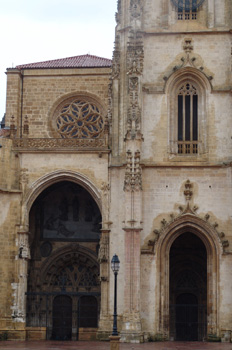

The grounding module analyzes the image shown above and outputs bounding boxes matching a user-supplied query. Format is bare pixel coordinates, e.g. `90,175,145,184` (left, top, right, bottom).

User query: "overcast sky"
0,0,117,121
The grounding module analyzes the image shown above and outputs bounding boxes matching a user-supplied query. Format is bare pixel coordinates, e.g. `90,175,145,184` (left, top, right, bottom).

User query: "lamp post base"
109,335,121,350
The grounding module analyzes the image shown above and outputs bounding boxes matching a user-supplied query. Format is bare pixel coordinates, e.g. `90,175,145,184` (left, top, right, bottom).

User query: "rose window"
55,100,104,139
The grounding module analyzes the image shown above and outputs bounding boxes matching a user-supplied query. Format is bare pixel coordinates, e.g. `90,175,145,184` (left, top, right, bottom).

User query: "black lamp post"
111,254,120,336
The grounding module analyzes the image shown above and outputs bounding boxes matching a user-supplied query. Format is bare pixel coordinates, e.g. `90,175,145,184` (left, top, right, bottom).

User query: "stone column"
12,230,30,323
120,150,143,343
97,225,112,339
208,0,215,28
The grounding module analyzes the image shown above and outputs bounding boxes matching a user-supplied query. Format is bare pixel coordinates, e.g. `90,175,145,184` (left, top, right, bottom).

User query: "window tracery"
167,69,210,158
171,0,205,20
55,99,104,139
177,83,198,154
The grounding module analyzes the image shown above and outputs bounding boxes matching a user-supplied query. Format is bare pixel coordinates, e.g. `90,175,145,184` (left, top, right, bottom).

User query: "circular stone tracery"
55,99,104,139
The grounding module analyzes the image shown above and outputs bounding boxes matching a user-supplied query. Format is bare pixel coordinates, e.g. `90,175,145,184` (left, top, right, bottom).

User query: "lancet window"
177,83,198,154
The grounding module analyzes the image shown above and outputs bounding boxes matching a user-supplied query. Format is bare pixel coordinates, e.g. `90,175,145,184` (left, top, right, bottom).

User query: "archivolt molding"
152,213,224,257
164,38,214,91
27,244,100,294
152,181,222,336
143,43,213,95
21,170,102,229
40,244,99,280
165,66,212,95
142,180,229,255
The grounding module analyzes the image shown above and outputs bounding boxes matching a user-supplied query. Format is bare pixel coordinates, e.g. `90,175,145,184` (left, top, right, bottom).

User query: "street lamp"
111,254,120,336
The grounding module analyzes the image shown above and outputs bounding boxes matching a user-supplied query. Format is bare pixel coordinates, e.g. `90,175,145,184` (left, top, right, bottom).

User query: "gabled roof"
15,54,112,70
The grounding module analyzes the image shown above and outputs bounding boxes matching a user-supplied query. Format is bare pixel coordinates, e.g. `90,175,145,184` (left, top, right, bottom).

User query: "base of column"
109,335,121,350
120,331,144,343
96,330,112,341
97,315,112,341
120,313,144,343
97,314,124,341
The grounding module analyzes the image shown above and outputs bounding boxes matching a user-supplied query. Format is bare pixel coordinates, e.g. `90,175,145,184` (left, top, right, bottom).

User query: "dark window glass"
178,95,183,141
177,83,199,151
178,0,183,11
185,95,191,141
193,95,198,141
185,0,190,12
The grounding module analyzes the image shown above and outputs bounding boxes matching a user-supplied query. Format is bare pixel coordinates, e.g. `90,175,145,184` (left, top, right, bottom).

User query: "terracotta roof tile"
16,54,112,70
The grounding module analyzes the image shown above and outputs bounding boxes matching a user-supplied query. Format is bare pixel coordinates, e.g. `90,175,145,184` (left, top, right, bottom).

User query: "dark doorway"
175,293,198,341
52,295,72,340
79,296,98,328
27,180,102,340
169,232,207,341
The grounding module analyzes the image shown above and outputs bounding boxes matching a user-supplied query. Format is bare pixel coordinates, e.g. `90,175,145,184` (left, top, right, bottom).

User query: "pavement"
0,342,232,350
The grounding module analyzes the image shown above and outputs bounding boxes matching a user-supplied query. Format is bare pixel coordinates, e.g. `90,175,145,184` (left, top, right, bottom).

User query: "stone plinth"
109,335,120,350
78,328,97,341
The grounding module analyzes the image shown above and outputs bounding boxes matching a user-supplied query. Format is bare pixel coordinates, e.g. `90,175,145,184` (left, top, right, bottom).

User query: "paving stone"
0,342,232,350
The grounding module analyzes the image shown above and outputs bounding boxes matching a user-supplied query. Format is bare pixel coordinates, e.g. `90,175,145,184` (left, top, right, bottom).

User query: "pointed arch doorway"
169,232,207,341
155,215,221,341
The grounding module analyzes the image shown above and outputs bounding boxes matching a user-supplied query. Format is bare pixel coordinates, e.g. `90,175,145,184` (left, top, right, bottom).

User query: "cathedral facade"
0,0,232,343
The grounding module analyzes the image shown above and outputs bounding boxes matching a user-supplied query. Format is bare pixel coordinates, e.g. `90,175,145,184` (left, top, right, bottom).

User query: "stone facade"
0,0,232,343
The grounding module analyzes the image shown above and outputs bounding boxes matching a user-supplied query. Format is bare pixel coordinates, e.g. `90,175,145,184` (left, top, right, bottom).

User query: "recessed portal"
52,295,72,340
79,296,98,328
26,181,101,340
169,232,207,341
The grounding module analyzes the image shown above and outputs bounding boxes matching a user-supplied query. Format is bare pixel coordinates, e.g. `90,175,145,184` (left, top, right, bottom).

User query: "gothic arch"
21,170,102,229
37,244,100,293
26,243,101,340
154,214,221,338
165,66,212,93
165,67,211,156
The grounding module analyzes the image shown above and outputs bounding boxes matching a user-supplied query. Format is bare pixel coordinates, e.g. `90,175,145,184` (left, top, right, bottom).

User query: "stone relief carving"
127,46,144,75
130,0,143,29
127,31,144,75
142,180,230,253
13,137,108,151
124,149,142,192
125,30,144,139
125,77,142,139
112,35,120,79
130,0,142,18
107,82,113,127
162,38,213,83
20,168,29,193
115,0,121,24
98,234,109,263
18,232,31,260
101,182,110,196
184,179,193,201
